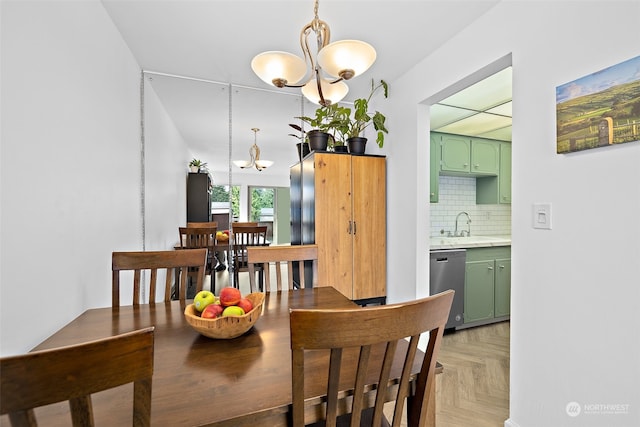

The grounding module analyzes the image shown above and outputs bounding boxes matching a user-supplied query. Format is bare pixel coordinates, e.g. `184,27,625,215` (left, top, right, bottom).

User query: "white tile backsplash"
430,176,511,237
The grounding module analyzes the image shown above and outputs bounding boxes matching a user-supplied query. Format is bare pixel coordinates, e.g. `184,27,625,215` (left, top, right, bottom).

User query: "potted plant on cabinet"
288,124,310,161
341,79,389,154
189,158,207,173
294,107,334,151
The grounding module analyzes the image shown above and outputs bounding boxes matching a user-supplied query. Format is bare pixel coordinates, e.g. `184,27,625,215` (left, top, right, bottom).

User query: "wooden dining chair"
290,290,455,427
178,226,217,291
247,244,318,293
186,221,226,272
231,221,258,228
230,225,268,289
0,327,155,427
112,249,207,306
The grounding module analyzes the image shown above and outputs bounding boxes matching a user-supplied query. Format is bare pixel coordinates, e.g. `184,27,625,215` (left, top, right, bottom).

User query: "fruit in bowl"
216,231,229,242
184,289,265,339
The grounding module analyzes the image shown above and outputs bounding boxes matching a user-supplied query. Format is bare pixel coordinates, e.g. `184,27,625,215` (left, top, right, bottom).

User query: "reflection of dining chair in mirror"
247,244,318,293
230,226,268,289
187,221,226,272
112,249,207,306
178,226,217,294
0,326,155,427
290,290,454,427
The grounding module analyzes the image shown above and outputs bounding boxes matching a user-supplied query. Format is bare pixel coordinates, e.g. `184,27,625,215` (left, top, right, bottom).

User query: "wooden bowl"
184,292,265,339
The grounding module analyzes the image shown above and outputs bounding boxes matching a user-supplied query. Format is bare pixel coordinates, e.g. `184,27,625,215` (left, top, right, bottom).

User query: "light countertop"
430,235,511,250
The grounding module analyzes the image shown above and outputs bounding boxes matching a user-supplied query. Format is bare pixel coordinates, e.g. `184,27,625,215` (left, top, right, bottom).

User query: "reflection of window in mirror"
248,186,291,245
231,186,240,221
211,185,232,231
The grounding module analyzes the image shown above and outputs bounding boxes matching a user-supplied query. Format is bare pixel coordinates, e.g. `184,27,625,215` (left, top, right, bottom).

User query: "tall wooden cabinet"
296,152,386,304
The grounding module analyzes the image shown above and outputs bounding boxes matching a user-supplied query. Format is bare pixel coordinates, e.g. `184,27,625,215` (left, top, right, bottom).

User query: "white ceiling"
101,0,503,176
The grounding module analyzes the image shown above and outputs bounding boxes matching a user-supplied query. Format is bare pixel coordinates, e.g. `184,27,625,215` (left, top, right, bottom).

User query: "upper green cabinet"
431,132,511,205
430,134,440,203
439,133,499,176
498,142,512,204
440,134,471,174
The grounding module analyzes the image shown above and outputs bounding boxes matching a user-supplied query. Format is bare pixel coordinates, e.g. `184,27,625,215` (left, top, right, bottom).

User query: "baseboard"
504,418,520,427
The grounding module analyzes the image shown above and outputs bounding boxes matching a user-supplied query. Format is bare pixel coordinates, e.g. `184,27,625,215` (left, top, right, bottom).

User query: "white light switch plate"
533,203,552,229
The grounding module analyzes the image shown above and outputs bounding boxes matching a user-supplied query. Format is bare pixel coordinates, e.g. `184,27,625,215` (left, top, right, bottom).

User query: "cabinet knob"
474,164,479,168
487,266,494,271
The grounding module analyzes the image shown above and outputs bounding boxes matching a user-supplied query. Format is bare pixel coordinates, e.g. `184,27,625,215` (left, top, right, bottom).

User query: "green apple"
193,290,215,312
222,306,245,317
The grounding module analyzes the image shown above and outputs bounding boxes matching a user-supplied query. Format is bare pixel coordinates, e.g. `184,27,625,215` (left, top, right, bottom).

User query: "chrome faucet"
454,211,471,237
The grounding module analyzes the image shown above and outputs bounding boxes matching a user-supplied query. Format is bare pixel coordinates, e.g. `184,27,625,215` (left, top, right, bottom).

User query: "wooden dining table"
7,287,438,426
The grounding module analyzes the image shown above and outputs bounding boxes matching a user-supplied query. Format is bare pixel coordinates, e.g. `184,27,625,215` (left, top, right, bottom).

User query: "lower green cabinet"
494,258,511,317
464,260,496,322
464,247,511,325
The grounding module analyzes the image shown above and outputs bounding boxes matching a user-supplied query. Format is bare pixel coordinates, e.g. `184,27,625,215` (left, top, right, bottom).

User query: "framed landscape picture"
556,55,640,153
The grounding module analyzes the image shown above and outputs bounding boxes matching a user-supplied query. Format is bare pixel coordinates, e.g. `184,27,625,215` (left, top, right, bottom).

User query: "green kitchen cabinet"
440,133,471,174
476,141,511,204
430,134,440,203
470,138,499,175
464,259,496,323
498,142,512,204
494,258,511,317
464,246,511,325
439,133,500,176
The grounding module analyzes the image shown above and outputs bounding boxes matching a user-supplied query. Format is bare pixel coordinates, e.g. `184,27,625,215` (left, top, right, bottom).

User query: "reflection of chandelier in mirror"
233,128,273,171
250,0,376,107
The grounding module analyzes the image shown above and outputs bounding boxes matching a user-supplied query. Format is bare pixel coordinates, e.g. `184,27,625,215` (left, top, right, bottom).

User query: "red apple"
219,287,242,307
201,303,224,319
237,298,253,313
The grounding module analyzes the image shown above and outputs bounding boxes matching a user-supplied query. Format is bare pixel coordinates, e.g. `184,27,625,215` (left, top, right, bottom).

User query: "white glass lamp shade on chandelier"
250,0,376,106
233,128,273,172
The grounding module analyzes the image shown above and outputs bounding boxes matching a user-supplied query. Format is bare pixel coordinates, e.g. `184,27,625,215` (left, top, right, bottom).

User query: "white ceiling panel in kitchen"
431,67,512,141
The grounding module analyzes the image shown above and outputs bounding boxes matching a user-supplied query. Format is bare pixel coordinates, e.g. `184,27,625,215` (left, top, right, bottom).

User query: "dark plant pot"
333,145,348,153
347,137,367,155
307,130,330,151
296,142,310,161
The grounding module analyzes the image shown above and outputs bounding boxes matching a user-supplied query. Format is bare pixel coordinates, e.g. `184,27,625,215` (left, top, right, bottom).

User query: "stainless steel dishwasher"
430,249,466,330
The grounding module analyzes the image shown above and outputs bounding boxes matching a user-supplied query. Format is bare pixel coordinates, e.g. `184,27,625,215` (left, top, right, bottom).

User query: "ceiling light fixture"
233,128,273,171
250,0,376,106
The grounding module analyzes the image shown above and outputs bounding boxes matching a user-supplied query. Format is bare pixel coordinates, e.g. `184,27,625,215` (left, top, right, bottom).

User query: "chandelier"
250,0,376,106
233,128,273,171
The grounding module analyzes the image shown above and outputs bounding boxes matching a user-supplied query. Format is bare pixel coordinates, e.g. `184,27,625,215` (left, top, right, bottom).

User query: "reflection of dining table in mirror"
7,287,445,426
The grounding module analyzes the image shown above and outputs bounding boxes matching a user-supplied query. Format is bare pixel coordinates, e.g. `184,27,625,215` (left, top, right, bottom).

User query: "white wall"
384,1,640,426
143,80,190,253
0,0,142,355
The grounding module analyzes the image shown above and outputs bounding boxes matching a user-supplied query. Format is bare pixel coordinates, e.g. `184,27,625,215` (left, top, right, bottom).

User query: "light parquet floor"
435,321,510,427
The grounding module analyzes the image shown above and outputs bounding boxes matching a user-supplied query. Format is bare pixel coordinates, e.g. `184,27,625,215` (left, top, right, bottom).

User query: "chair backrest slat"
112,249,207,306
247,244,318,293
1,327,155,427
289,290,454,427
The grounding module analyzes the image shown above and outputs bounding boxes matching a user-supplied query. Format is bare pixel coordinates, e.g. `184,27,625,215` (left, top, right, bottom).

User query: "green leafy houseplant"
344,79,389,148
189,158,207,172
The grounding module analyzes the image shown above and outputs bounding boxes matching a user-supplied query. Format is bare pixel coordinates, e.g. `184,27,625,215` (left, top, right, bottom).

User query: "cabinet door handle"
353,221,357,235
487,266,494,271
474,164,480,168
347,221,352,235
499,265,505,269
